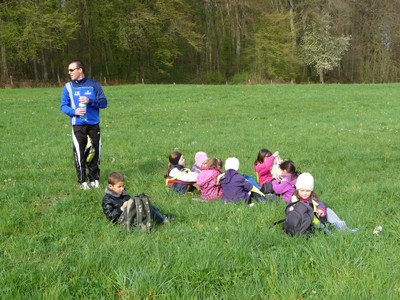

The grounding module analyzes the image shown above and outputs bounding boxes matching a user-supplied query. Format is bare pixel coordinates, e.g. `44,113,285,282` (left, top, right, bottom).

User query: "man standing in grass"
60,60,108,190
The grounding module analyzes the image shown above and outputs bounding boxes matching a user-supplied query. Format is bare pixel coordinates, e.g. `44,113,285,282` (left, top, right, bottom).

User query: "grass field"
1,83,399,299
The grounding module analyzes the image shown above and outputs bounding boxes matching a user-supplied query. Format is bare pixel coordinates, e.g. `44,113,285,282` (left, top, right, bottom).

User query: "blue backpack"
243,174,260,189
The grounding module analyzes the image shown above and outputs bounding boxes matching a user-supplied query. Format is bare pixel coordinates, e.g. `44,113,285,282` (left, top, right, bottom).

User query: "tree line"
1,0,400,86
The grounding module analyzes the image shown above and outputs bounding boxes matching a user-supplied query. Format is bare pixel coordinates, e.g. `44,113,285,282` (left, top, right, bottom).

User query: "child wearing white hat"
291,172,357,231
218,157,257,204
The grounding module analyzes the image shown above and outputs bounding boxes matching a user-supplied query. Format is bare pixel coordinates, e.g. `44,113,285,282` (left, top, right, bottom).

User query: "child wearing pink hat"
190,151,209,174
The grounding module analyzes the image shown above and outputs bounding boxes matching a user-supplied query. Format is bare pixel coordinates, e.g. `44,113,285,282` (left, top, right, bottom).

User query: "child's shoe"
332,220,359,232
90,180,99,189
80,182,90,190
164,215,175,223
332,220,348,230
163,215,176,224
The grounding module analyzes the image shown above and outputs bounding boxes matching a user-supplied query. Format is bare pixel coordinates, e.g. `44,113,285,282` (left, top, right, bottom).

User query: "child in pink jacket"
196,158,223,201
254,148,280,194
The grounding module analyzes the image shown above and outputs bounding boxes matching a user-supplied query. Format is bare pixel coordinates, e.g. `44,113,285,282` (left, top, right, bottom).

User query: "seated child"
272,160,300,203
196,157,223,201
289,172,355,231
190,151,209,174
254,148,280,194
219,157,255,204
102,172,172,227
164,150,198,194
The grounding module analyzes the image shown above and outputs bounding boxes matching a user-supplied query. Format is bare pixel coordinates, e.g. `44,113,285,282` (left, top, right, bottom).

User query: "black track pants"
72,124,101,183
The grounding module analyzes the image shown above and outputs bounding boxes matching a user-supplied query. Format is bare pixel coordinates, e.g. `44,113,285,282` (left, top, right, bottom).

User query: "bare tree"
0,17,8,82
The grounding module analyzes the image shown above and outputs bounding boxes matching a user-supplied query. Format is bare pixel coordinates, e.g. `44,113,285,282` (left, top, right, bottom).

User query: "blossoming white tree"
299,15,351,83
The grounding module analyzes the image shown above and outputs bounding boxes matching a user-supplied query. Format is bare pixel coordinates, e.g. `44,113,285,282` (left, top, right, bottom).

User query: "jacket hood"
282,173,297,185
105,187,128,198
196,168,221,185
220,169,238,184
194,152,208,168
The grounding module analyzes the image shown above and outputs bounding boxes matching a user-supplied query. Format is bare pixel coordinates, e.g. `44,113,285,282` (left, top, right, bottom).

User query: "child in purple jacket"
219,157,253,204
272,160,300,203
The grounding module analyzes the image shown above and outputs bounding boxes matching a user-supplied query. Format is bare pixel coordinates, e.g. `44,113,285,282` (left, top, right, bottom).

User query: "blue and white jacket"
60,77,107,125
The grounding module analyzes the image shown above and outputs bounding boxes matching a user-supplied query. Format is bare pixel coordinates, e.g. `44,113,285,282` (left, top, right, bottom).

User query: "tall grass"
1,84,399,299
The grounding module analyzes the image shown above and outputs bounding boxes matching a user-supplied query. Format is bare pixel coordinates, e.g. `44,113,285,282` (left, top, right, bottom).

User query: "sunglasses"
68,67,80,72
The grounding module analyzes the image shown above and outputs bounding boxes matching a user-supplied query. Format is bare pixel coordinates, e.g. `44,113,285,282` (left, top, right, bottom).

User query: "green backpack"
123,194,153,233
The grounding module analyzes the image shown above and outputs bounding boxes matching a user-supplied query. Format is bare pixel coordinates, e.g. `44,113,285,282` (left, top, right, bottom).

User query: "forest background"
1,0,400,87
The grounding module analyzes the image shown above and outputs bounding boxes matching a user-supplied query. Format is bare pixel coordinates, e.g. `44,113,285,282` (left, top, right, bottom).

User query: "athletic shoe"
332,220,359,232
90,180,99,189
332,220,348,230
80,182,90,190
163,214,176,224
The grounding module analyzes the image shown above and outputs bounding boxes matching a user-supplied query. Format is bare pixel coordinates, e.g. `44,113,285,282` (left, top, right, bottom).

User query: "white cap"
225,157,239,171
296,172,314,191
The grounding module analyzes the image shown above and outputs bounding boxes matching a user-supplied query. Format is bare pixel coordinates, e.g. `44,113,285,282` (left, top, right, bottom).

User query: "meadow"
1,83,399,299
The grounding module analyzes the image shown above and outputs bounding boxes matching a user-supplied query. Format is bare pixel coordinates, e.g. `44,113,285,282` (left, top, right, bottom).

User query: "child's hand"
316,209,324,217
122,201,128,209
273,151,279,157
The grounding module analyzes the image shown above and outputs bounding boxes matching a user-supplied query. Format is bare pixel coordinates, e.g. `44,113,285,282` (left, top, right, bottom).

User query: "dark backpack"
260,181,274,195
283,201,315,236
124,193,153,233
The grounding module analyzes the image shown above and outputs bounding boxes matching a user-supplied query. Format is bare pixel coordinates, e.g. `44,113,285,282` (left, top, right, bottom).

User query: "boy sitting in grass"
102,172,173,229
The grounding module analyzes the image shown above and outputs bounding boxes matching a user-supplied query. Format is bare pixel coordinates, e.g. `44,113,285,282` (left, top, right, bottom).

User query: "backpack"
260,181,274,194
243,174,261,190
124,193,153,232
283,201,315,236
